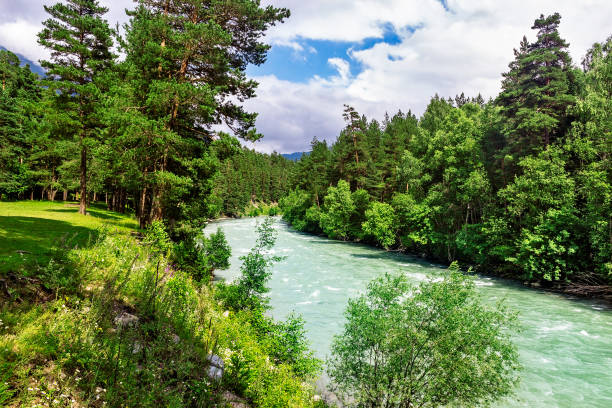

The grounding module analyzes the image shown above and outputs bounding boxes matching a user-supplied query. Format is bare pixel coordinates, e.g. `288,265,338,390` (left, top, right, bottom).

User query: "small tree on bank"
328,264,521,407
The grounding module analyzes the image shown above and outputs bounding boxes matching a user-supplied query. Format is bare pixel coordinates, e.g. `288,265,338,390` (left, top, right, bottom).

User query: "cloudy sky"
1,1,611,153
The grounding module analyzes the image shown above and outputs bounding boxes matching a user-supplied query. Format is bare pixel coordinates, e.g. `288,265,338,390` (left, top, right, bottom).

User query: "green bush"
319,180,355,240
509,207,583,281
172,227,231,281
328,264,521,407
362,201,397,249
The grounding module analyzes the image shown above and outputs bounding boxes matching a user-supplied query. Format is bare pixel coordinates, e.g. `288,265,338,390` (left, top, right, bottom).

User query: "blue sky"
2,0,611,153
247,26,404,83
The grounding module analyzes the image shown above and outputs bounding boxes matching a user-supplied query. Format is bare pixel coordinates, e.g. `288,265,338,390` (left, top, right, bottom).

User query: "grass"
0,200,322,407
0,201,139,273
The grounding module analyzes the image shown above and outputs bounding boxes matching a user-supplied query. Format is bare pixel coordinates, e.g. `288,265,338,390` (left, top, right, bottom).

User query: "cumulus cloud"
243,60,378,153
0,0,129,63
0,19,49,62
247,0,612,153
2,0,611,153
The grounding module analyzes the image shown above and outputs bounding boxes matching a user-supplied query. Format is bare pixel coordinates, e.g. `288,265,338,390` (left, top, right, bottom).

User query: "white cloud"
0,0,129,63
262,0,445,43
248,0,612,152
0,19,48,62
327,58,351,83
2,1,611,153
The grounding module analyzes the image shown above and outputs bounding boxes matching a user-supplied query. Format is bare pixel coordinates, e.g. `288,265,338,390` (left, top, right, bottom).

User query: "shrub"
328,263,521,407
172,227,231,281
218,217,282,311
362,201,397,249
319,180,355,240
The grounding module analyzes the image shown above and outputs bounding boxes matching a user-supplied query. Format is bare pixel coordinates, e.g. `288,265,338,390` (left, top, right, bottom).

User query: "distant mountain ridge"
0,45,45,77
281,151,309,161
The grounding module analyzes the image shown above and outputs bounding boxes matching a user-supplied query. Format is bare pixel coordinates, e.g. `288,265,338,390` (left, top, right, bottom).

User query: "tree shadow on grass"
44,207,122,221
0,216,98,273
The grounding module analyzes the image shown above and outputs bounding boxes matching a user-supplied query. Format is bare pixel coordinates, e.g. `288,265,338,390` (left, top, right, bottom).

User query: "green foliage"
206,228,232,271
171,227,231,282
1,207,319,407
214,217,322,385
391,193,435,250
497,13,578,161
143,220,173,255
319,180,355,240
279,189,317,232
328,264,521,407
499,149,575,223
214,147,294,216
38,0,116,214
0,50,42,199
243,202,282,218
510,208,583,281
362,201,397,249
247,312,322,380
279,19,611,284
218,217,282,311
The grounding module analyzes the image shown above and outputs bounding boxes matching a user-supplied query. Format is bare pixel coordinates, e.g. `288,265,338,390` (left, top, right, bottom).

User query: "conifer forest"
0,1,610,407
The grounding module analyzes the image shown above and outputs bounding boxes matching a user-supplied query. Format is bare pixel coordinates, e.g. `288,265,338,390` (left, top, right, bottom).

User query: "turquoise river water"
204,217,612,407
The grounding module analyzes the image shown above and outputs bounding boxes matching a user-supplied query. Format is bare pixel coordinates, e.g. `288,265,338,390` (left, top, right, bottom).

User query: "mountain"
0,46,45,77
281,151,309,161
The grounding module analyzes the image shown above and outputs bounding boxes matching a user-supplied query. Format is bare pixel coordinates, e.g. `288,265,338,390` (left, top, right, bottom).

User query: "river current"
204,217,612,407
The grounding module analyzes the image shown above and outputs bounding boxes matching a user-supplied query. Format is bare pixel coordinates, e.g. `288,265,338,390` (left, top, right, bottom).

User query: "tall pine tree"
122,0,289,232
497,13,577,162
38,0,115,214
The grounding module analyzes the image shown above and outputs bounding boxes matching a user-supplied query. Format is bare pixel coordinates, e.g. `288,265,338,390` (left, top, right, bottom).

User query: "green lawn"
0,200,139,273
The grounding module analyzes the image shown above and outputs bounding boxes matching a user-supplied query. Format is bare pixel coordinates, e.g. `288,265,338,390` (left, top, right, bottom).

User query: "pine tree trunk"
150,187,163,221
139,187,148,229
123,190,127,213
93,191,97,203
30,190,34,200
79,142,87,215
63,189,68,201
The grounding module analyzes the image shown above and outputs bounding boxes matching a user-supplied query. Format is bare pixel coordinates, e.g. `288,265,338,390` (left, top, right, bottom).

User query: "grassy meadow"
0,201,138,273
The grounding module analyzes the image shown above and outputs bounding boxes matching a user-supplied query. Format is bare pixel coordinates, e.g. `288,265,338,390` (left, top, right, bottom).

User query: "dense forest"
213,148,293,216
2,2,611,406
0,0,290,238
280,14,611,287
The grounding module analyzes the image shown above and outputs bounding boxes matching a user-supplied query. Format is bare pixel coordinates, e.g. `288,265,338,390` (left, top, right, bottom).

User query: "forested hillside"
280,14,611,288
213,147,293,216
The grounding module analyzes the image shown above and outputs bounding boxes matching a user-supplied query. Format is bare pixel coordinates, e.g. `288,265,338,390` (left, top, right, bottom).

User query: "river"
204,217,612,407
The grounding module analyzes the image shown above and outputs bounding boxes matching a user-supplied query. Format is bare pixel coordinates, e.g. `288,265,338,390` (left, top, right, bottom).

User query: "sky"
1,1,611,153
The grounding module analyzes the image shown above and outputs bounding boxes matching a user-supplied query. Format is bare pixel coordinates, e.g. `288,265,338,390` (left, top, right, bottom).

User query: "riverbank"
207,216,612,408
0,201,322,407
277,214,612,303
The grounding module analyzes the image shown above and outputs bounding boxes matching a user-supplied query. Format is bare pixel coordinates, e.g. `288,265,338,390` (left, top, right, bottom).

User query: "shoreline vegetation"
0,0,609,406
1,203,523,407
0,201,325,407
234,213,612,303
275,15,611,301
